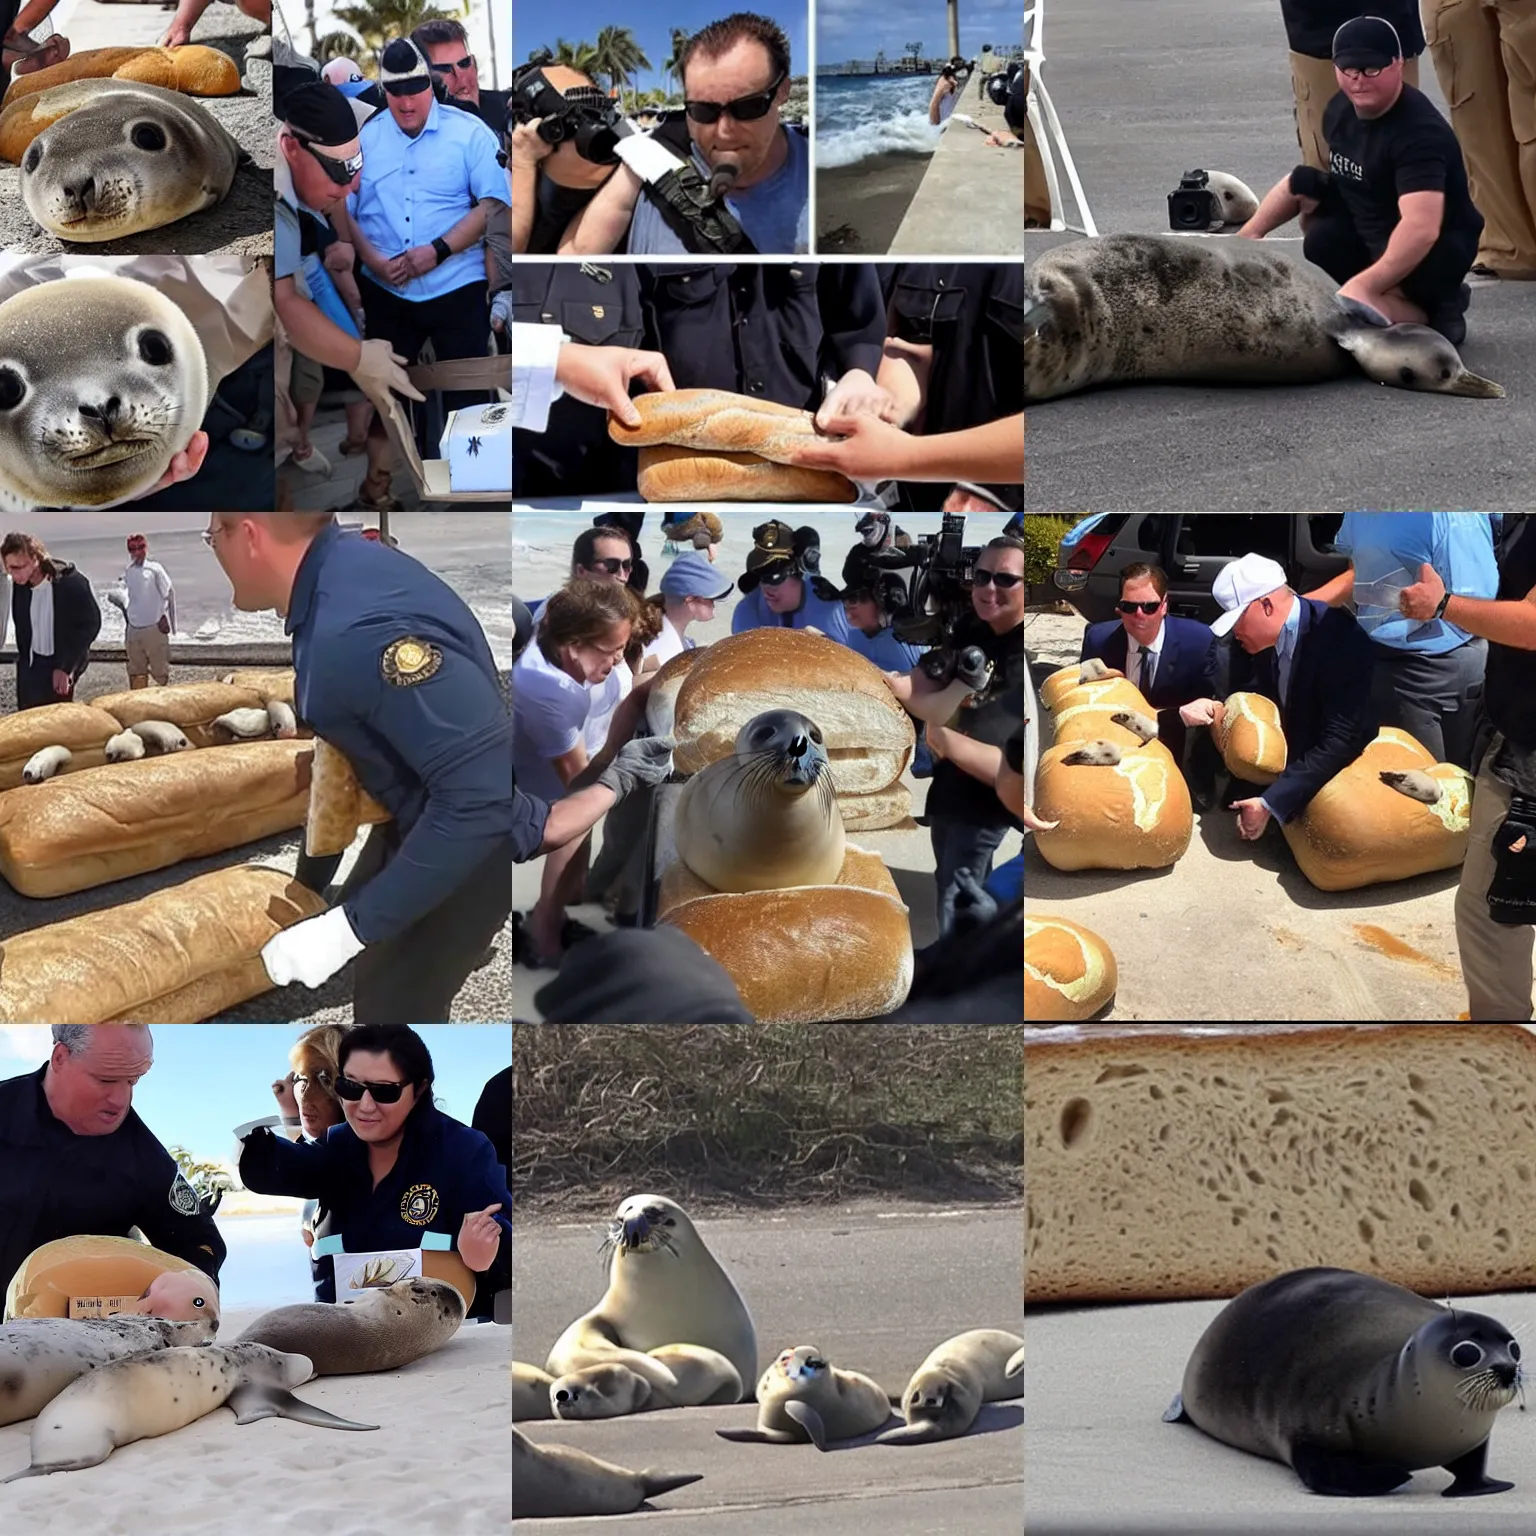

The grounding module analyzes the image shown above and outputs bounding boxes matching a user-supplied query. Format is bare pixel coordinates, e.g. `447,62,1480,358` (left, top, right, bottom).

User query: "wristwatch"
1433,590,1452,620
431,236,451,266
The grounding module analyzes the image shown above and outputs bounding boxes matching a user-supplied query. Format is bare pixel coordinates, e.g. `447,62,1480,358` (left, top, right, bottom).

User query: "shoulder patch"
168,1171,199,1216
382,637,444,687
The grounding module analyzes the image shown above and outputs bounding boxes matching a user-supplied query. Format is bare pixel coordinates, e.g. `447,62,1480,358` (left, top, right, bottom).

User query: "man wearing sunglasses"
412,18,508,140
563,13,809,256
730,520,853,645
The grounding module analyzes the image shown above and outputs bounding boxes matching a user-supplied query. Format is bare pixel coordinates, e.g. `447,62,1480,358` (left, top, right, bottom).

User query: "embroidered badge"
168,1172,199,1216
401,1184,439,1225
381,637,443,687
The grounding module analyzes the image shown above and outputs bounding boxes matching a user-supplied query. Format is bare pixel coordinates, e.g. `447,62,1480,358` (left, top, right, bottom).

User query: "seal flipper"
784,1399,829,1450
1334,295,1392,330
1289,1440,1412,1496
227,1383,378,1431
1441,1439,1514,1498
1162,1392,1190,1424
715,1427,799,1444
638,1470,704,1498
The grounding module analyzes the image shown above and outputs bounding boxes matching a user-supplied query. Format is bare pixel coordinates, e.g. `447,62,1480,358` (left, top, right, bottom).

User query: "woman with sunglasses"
237,1025,510,1308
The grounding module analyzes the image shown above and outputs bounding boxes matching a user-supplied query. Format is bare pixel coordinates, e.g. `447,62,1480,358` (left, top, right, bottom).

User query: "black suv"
1051,514,1351,625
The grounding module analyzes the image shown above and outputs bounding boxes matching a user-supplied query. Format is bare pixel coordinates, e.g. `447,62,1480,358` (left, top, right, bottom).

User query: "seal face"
1166,1267,1522,1497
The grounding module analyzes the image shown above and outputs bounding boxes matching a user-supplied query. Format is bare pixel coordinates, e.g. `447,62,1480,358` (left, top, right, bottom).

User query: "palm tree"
590,25,650,98
315,29,367,67
329,0,462,64
551,37,601,77
663,26,691,94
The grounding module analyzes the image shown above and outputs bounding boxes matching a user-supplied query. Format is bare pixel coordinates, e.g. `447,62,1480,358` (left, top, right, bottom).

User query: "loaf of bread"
90,682,267,748
221,669,297,706
671,629,914,800
1025,1024,1536,1302
1217,691,1286,783
0,703,119,788
0,866,326,1024
1031,739,1193,870
0,740,313,898
643,648,708,740
306,739,392,858
834,781,912,829
1043,675,1158,749
1024,914,1117,1021
609,390,823,466
0,87,78,162
1,44,239,108
636,444,856,504
1039,662,1126,713
1281,728,1473,891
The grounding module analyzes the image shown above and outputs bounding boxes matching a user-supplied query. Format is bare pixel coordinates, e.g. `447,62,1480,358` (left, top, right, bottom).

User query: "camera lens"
575,120,620,164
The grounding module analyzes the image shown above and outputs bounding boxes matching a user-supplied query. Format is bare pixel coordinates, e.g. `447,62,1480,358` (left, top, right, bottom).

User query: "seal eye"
1451,1342,1485,1369
1511,1341,1522,1363
138,330,174,367
22,143,40,174
0,366,25,411
1398,366,1416,385
131,122,167,152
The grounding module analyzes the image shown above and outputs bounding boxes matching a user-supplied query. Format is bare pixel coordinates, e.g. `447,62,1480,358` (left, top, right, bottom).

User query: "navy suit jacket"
1079,615,1220,766
1224,597,1376,823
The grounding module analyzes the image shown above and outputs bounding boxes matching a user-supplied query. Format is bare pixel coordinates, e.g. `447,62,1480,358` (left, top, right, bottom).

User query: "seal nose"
554,1388,572,1402
1493,1361,1518,1388
80,396,122,430
62,176,96,213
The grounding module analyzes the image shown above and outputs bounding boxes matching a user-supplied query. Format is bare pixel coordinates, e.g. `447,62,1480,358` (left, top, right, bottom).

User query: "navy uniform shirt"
0,1066,227,1303
287,521,514,943
237,1102,511,1304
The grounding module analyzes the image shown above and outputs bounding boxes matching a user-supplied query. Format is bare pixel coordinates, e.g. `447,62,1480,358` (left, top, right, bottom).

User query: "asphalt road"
514,1201,1024,1531
1025,0,1536,511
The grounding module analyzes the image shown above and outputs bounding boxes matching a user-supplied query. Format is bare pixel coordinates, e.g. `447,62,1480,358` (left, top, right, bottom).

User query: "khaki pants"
1424,0,1536,274
1454,758,1536,1020
1289,51,1421,170
125,623,170,686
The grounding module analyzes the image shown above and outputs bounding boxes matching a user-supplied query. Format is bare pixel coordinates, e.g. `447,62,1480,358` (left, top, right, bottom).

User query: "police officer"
236,1025,509,1305
731,521,853,643
0,1025,227,1304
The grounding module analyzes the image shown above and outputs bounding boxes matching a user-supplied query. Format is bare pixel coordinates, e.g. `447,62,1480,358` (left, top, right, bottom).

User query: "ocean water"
216,1212,317,1308
816,74,945,168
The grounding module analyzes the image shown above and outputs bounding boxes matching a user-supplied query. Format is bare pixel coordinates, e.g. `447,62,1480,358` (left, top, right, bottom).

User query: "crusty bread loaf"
0,866,326,1024
0,703,119,788
1218,691,1286,783
1031,739,1193,870
1,44,238,108
1281,728,1472,891
1025,1024,1536,1302
0,88,81,162
1024,914,1116,1021
671,628,914,795
636,444,856,504
221,669,297,706
305,739,391,858
90,682,267,747
644,647,708,740
835,781,912,830
1040,662,1127,713
0,740,313,898
609,390,823,465
1043,676,1157,749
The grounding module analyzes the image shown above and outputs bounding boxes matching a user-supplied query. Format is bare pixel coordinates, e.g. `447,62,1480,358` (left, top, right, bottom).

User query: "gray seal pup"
674,708,845,892
545,1194,758,1398
0,1313,214,1427
235,1277,464,1375
717,1344,895,1450
1060,739,1125,767
21,744,70,783
1164,1266,1522,1496
1025,234,1504,402
513,1360,556,1420
1078,658,1113,683
213,706,276,740
2,1342,376,1478
1380,768,1443,805
265,699,298,738
17,79,240,242
512,1426,702,1519
1206,169,1260,225
103,728,145,762
550,1345,742,1418
877,1328,1026,1445
0,274,207,511
1109,709,1159,744
128,719,191,754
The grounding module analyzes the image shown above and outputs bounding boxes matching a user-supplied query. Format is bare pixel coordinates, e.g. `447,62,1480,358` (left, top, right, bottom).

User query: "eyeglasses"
428,54,474,76
758,565,796,587
685,71,786,124
292,1072,332,1089
200,524,230,548
1339,65,1386,79
298,138,363,185
968,570,1024,590
1116,599,1164,614
335,1075,409,1104
588,557,633,575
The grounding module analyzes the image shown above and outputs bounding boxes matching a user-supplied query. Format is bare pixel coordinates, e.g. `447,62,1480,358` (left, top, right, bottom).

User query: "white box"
440,402,511,493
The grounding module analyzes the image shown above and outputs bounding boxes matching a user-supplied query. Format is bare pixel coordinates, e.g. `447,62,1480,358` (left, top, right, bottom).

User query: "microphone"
707,161,739,202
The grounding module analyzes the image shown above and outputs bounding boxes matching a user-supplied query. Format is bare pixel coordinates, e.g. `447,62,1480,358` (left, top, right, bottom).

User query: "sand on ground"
816,150,932,254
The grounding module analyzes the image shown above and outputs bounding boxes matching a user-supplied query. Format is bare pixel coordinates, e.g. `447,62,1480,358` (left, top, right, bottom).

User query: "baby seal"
127,719,191,754
877,1328,1025,1445
1165,1266,1522,1497
550,1345,742,1418
1109,708,1159,743
1078,657,1113,683
265,699,298,738
513,1361,557,1421
17,79,240,242
513,1426,702,1519
213,706,275,740
674,708,845,892
0,274,207,510
1061,739,1124,767
717,1344,894,1450
1380,768,1443,805
103,729,145,762
21,744,70,783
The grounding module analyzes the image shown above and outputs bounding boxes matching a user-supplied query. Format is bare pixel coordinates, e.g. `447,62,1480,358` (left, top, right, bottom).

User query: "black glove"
1487,793,1536,926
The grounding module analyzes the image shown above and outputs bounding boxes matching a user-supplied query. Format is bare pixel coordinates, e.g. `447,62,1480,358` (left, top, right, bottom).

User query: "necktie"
1142,648,1156,694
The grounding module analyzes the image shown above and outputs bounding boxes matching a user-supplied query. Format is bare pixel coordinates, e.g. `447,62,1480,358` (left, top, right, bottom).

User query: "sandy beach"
816,150,932,253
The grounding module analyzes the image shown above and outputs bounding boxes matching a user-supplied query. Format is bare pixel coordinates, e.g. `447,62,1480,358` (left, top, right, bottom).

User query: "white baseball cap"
1209,553,1289,636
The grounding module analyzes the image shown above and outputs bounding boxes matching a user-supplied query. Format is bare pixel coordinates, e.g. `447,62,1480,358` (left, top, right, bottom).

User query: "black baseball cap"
1332,17,1402,70
282,81,362,147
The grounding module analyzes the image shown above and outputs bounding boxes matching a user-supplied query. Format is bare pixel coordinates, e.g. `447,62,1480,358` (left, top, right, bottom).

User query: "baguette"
1025,1024,1536,1303
1,44,238,108
0,703,119,788
305,739,392,858
0,866,326,1024
90,682,267,747
636,444,856,504
608,389,823,465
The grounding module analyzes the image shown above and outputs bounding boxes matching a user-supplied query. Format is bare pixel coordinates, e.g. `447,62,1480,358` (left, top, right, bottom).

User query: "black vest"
1486,515,1536,750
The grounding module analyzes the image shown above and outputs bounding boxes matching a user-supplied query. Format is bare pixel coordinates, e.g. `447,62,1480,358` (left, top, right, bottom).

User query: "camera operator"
731,521,853,645
882,533,1026,939
1398,516,1536,1021
929,56,971,126
836,545,925,672
511,65,624,255
985,57,1027,149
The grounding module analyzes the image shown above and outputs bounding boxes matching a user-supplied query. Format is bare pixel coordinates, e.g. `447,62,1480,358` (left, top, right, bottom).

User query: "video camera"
982,58,1022,108
1168,168,1224,231
510,49,630,164
941,55,976,84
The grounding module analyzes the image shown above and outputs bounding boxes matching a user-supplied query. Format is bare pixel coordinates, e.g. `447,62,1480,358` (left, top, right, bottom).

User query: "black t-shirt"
1322,84,1482,256
924,617,1025,830
475,87,509,141
528,174,606,255
1279,2,1425,58
1486,516,1536,751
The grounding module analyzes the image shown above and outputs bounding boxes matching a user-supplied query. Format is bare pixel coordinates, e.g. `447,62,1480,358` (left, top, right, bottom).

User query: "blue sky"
514,2,810,93
816,0,1024,62
0,1027,509,1168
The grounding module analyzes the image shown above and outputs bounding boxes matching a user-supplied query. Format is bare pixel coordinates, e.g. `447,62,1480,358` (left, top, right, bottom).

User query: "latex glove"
490,289,512,334
351,338,426,403
597,735,675,799
262,906,365,989
458,1204,503,1271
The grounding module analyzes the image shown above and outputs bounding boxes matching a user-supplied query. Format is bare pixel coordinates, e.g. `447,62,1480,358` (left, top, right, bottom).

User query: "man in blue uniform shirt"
731,521,853,644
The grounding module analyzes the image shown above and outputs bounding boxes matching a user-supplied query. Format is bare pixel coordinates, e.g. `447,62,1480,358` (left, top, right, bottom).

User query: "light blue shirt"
731,580,852,645
1273,598,1301,708
348,97,506,302
627,127,809,255
846,625,924,671
1335,512,1499,653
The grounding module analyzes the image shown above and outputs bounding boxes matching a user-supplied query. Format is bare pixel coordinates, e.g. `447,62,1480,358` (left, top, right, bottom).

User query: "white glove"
261,907,366,989
351,338,426,403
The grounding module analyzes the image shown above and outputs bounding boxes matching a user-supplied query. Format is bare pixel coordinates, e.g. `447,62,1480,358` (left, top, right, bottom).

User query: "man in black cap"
730,520,854,644
1239,15,1483,343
